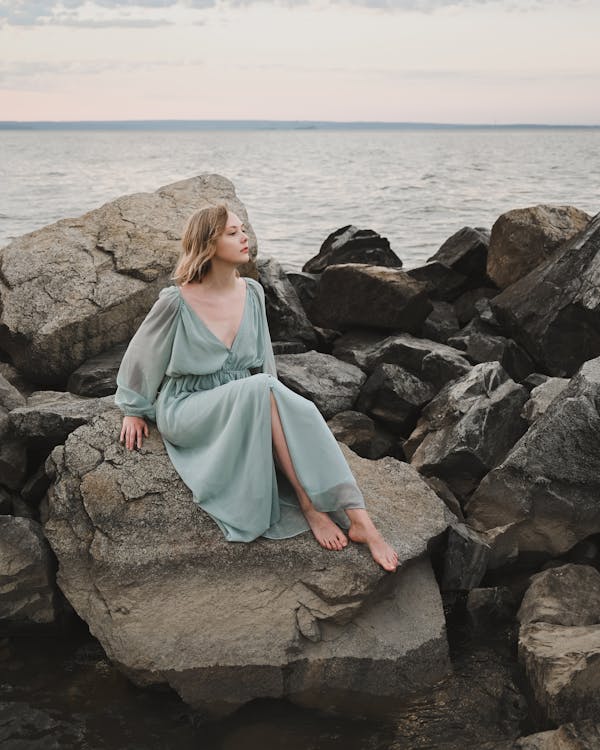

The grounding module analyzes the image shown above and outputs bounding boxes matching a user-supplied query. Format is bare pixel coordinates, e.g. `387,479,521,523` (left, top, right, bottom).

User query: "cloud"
0,0,582,28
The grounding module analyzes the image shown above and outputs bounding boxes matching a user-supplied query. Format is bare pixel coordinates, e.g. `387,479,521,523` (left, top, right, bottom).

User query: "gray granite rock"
0,174,256,385
513,721,600,749
520,377,570,424
43,409,452,718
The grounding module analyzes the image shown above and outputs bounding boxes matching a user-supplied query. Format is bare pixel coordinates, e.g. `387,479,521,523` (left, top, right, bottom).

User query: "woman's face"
214,211,249,265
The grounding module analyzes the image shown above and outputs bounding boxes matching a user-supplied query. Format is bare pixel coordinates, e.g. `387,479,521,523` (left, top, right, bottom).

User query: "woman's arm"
253,279,278,378
115,287,179,438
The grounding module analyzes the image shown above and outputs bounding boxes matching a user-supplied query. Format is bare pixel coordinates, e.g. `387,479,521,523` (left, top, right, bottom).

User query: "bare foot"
347,512,399,572
302,505,348,551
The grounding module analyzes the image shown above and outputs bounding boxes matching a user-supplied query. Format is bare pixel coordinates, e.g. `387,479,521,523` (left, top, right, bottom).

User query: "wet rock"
286,271,320,312
427,226,492,286
257,256,318,348
0,174,256,385
517,565,600,726
273,351,367,419
490,211,600,377
43,409,452,719
409,362,529,500
303,225,402,273
0,515,58,625
467,587,517,630
356,363,436,435
334,331,472,390
521,377,570,425
67,343,127,397
326,410,396,459
406,261,467,302
421,300,461,343
441,522,491,592
465,357,600,567
487,205,591,289
309,264,432,334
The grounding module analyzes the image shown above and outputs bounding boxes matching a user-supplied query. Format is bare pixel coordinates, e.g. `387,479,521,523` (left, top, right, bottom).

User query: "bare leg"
345,508,399,572
270,392,348,551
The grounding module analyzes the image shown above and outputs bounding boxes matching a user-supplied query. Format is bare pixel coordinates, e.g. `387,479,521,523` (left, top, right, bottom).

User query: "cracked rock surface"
0,174,256,385
43,408,452,718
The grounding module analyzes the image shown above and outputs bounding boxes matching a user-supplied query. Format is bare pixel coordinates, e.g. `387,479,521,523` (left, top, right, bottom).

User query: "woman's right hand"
120,416,149,450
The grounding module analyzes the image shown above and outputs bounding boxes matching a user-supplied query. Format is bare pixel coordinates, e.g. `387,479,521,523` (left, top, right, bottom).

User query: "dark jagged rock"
326,410,396,460
67,343,127,397
513,721,600,749
490,212,600,377
521,377,569,425
356,363,437,435
286,271,320,312
421,300,461,343
256,256,319,348
448,326,536,383
409,362,529,500
273,351,367,419
406,261,468,302
309,264,432,333
465,357,600,568
487,205,591,289
441,521,491,592
303,225,402,273
453,286,499,327
427,226,491,285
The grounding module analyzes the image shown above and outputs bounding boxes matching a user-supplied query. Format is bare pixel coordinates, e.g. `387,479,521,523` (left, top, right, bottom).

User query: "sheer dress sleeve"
114,288,179,421
253,279,278,378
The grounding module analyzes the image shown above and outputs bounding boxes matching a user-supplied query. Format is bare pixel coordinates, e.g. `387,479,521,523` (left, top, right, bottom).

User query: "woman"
115,204,399,572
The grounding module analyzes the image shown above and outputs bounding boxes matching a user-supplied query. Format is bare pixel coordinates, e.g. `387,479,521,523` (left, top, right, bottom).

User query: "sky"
1,0,599,124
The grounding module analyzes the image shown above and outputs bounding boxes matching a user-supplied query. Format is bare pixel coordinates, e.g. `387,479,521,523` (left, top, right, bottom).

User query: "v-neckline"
177,279,249,352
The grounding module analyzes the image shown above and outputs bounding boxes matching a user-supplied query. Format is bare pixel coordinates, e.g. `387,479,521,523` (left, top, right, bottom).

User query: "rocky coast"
1,175,599,748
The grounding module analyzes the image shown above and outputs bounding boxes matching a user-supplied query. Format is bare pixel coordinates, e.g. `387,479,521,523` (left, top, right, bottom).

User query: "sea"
1,121,599,271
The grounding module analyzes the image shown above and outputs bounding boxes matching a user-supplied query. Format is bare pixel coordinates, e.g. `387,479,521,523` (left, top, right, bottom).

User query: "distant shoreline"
1,119,599,131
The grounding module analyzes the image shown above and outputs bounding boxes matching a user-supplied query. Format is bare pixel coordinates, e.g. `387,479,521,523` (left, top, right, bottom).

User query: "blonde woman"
115,205,398,572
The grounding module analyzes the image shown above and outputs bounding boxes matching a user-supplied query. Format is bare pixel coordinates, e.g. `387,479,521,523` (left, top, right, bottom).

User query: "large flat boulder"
465,357,600,567
0,174,256,386
43,409,452,719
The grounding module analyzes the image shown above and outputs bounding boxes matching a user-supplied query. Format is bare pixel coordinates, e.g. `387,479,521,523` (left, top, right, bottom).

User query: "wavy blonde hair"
172,204,239,285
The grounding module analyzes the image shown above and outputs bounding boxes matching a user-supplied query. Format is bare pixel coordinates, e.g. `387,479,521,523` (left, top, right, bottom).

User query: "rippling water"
1,127,599,271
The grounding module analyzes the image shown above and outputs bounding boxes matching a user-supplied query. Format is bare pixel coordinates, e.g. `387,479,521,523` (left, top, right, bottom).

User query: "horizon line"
1,118,599,129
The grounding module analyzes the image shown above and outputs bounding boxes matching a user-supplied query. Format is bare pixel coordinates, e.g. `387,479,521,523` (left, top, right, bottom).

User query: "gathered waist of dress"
161,369,252,397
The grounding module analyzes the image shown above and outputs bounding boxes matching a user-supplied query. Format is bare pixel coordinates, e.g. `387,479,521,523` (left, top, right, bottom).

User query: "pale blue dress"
114,277,366,541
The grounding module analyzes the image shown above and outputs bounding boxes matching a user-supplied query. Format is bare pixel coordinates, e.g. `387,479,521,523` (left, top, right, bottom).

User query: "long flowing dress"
114,276,366,542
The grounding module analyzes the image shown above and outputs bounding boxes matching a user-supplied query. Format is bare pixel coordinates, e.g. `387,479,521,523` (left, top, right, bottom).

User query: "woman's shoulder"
244,276,264,296
154,284,182,313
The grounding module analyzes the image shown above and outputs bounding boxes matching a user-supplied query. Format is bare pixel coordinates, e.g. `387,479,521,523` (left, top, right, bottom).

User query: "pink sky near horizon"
1,0,599,125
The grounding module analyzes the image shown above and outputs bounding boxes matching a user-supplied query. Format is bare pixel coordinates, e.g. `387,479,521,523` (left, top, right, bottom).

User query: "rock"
448,325,535,382
490,211,600,377
406,261,468,302
421,300,461,344
20,462,51,507
256,256,318,348
441,522,491,591
517,564,600,629
0,174,256,385
427,226,491,285
43,409,452,718
522,373,552,392
513,721,600,749
466,587,517,630
521,377,570,424
0,362,32,395
272,351,367,420
326,410,396,459
309,264,432,334
0,439,27,490
303,225,402,273
422,476,464,520
334,331,472,390
332,329,391,370
67,343,127,397
0,515,58,625
0,488,13,514
272,341,307,354
0,372,26,411
465,357,600,567
487,205,591,289
356,363,436,435
409,362,529,499
10,391,115,445
286,271,320,312
453,286,499,327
